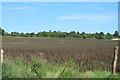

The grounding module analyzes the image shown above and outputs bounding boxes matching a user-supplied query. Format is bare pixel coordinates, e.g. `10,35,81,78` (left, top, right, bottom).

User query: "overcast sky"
1,2,118,34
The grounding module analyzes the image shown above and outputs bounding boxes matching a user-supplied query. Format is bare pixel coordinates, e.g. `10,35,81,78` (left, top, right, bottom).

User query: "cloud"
8,6,30,10
1,0,119,2
6,6,33,13
57,14,116,21
51,3,65,5
20,2,65,6
86,5,105,10
0,5,2,11
35,3,65,6
14,7,29,10
0,5,2,8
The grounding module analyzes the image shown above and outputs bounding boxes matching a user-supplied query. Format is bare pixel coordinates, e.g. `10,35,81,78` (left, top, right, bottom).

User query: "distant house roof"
112,38,120,40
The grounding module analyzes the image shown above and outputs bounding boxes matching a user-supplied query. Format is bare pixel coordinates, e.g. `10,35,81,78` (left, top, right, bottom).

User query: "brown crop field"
2,36,119,72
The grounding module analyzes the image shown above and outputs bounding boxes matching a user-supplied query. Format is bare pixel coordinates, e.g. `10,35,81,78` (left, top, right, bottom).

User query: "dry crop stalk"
31,65,42,79
112,46,118,75
58,65,67,78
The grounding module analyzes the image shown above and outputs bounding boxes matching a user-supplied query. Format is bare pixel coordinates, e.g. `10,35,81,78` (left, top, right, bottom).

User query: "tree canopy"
1,28,119,40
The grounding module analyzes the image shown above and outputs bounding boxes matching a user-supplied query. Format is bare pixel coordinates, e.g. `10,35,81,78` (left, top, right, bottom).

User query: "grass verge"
2,56,120,78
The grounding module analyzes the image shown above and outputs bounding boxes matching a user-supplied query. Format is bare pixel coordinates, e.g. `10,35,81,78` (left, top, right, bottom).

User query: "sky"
1,2,118,34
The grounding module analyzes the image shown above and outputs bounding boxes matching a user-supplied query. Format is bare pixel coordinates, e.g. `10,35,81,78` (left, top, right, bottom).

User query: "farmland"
2,36,120,78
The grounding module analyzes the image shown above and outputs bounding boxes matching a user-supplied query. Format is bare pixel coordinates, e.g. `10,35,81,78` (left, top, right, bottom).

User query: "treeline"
0,28,119,40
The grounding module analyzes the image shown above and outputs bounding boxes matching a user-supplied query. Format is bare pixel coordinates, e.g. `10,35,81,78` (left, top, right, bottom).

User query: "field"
2,36,120,78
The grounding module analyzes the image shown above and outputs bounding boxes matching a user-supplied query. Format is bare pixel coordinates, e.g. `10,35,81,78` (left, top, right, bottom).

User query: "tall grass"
2,56,120,78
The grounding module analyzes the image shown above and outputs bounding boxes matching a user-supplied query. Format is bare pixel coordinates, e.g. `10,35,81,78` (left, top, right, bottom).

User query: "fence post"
112,46,118,75
1,49,4,63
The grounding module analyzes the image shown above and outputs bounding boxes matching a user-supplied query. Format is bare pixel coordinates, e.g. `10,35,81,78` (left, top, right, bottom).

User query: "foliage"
2,57,120,78
1,28,119,40
107,74,120,78
0,28,5,36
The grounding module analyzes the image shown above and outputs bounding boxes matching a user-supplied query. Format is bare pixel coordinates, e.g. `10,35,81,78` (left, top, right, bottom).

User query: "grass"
2,56,120,79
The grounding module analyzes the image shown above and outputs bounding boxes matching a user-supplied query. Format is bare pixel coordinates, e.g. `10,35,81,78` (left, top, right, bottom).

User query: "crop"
2,37,120,78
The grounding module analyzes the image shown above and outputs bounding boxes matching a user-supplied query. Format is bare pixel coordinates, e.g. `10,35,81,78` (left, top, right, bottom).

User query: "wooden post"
112,46,118,75
1,49,4,63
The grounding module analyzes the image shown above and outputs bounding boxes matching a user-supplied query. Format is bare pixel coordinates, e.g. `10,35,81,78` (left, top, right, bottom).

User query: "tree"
29,32,35,37
77,31,80,35
81,32,85,35
49,30,51,33
98,36,105,39
82,34,87,39
94,32,99,39
106,33,112,40
97,32,105,39
114,31,119,36
99,32,105,36
36,32,41,37
19,33,26,37
0,28,5,36
4,32,10,36
1,27,117,40
11,32,19,36
106,33,111,36
69,31,77,37
26,33,31,37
